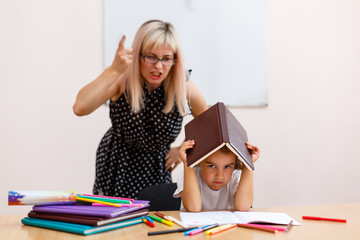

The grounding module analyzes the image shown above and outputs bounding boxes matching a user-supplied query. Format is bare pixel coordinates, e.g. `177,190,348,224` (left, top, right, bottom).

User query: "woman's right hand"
110,35,134,74
73,35,134,116
178,140,195,165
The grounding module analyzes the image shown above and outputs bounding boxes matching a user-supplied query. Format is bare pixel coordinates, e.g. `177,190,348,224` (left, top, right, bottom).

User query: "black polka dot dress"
93,85,183,199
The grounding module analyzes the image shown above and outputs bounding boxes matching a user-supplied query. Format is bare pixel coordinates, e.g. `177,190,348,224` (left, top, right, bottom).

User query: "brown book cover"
185,102,254,170
28,208,148,226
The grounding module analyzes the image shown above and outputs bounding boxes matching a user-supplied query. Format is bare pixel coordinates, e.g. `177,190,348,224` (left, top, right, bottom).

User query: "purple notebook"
32,200,149,218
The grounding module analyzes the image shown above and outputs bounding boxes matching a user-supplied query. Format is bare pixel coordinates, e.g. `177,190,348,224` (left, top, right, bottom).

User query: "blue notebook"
21,216,143,235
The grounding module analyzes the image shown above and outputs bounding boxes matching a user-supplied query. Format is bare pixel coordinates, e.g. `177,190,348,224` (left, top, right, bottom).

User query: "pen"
143,217,155,227
76,196,121,207
206,224,236,235
187,224,219,236
148,227,197,236
155,211,174,222
237,224,278,233
148,214,174,226
285,220,293,233
302,216,347,223
166,216,188,228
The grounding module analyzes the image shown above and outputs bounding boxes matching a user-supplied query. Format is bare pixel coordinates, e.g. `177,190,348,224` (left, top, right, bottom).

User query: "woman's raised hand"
110,35,134,74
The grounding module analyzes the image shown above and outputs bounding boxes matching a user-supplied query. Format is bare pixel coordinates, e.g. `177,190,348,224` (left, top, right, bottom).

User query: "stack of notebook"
12,192,150,235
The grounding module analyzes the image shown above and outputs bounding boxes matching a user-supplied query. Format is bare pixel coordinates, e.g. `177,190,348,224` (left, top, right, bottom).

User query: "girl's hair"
125,20,190,116
219,145,243,170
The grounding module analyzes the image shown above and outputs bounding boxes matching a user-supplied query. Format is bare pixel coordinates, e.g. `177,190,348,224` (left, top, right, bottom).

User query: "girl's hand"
178,140,195,165
245,142,260,163
110,35,134,74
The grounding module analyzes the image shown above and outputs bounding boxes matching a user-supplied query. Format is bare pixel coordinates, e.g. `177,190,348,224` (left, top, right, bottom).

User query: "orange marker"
206,224,236,235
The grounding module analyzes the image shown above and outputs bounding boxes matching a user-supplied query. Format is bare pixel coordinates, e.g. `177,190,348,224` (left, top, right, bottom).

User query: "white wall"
1,0,359,214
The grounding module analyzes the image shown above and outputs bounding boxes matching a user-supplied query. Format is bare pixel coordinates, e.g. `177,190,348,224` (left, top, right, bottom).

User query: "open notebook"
180,211,301,227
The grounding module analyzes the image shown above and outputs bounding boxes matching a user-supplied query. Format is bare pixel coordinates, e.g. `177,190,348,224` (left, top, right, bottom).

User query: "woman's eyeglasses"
140,53,176,66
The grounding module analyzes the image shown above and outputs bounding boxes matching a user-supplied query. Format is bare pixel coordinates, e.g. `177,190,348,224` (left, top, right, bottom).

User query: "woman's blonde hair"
125,20,190,116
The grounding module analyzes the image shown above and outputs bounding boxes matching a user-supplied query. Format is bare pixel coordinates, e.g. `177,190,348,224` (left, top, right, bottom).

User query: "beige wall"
1,0,359,214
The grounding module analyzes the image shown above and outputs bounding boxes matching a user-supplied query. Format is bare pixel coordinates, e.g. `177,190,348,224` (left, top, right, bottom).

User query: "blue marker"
184,224,219,236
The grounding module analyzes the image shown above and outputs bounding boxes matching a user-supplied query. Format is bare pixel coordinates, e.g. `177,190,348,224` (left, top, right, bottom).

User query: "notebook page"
180,211,240,227
233,212,301,225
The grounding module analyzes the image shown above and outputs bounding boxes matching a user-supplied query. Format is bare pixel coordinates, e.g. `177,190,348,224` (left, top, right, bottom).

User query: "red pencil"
302,216,347,223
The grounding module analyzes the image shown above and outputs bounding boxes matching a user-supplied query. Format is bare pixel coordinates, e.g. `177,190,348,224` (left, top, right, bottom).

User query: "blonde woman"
73,20,207,198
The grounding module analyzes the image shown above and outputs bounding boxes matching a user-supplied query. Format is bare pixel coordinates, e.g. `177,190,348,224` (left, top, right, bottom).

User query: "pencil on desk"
91,203,145,207
76,196,121,207
206,224,236,235
186,224,219,236
81,194,134,201
285,220,293,233
148,227,197,235
302,216,347,223
237,223,278,233
243,224,286,232
77,195,132,204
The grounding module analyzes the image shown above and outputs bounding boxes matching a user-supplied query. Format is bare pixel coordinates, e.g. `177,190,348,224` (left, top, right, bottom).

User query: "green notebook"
21,216,143,235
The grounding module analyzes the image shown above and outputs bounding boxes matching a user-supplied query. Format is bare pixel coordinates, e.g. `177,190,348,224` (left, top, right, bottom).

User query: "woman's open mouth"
151,72,162,80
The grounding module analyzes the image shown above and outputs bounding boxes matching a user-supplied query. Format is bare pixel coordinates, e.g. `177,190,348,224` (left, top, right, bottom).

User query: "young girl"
174,140,260,212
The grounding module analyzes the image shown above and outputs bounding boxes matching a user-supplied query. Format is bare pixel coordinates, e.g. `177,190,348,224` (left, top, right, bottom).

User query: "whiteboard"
104,0,267,106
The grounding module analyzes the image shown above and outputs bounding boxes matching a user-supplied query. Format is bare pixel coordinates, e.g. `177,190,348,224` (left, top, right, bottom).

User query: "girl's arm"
234,143,260,211
73,35,133,116
179,140,202,212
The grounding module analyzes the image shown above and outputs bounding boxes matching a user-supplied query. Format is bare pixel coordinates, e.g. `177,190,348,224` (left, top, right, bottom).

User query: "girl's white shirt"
173,166,242,211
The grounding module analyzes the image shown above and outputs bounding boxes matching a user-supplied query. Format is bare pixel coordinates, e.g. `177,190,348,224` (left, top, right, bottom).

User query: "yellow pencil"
76,196,120,207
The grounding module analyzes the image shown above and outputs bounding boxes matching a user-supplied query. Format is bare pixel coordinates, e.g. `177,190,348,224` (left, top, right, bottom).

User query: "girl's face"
199,150,237,191
140,44,175,92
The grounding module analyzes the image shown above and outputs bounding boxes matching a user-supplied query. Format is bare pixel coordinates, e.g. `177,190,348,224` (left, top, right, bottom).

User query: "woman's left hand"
165,147,182,172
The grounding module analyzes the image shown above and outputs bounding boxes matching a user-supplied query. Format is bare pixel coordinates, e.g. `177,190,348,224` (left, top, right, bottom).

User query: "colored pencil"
148,227,197,235
75,196,121,207
82,194,134,201
77,195,132,204
237,223,278,233
302,216,347,223
285,220,293,232
206,224,236,235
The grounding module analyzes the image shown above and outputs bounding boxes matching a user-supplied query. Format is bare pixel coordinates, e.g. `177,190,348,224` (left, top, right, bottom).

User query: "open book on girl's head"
185,102,254,170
